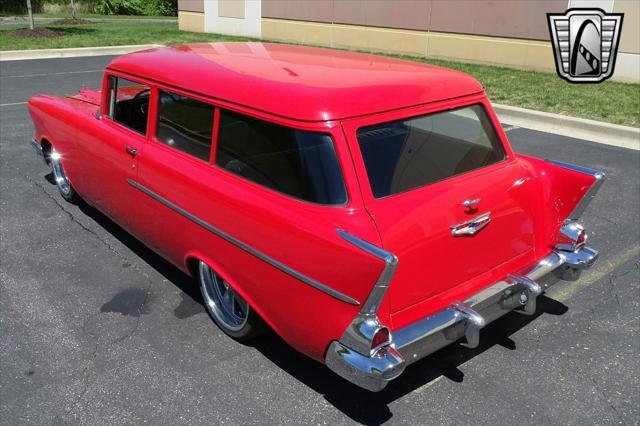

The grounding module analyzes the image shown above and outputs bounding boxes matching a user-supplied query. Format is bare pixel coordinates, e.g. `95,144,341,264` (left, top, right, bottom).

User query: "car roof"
107,42,484,122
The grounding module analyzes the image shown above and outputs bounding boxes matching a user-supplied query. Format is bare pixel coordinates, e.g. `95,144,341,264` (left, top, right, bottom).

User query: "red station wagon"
28,43,603,391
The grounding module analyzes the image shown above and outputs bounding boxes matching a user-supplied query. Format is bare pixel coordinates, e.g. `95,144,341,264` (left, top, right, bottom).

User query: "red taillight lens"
371,327,391,352
556,222,587,252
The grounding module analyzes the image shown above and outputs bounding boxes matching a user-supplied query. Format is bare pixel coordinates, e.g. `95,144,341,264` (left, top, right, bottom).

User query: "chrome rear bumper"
325,245,598,391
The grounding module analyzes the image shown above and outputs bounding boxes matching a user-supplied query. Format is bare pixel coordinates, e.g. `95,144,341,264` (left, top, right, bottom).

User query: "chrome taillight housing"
370,326,392,355
556,222,587,252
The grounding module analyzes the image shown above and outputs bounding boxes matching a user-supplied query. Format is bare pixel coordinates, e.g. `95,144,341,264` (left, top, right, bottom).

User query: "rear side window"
156,90,215,162
357,105,505,198
107,76,150,135
215,110,347,205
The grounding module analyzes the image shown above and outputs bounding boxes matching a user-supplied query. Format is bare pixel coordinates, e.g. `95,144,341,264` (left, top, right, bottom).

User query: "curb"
0,44,163,61
493,103,640,151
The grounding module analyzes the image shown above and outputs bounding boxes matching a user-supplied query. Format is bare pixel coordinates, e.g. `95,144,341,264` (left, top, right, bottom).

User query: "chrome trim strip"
128,179,359,306
336,229,398,315
547,159,606,221
30,138,47,165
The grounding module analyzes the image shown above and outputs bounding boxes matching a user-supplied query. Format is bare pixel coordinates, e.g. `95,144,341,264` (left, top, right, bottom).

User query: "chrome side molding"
546,159,606,221
335,230,399,357
128,180,360,306
336,229,398,316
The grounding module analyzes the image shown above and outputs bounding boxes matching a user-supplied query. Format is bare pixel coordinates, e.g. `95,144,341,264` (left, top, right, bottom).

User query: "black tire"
50,148,81,204
198,261,264,340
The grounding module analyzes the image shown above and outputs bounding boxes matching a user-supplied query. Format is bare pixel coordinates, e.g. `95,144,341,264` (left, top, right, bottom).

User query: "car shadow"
53,174,569,425
249,295,567,425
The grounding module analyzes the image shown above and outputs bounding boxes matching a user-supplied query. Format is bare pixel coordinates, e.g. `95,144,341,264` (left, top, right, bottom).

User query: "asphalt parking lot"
1,56,639,425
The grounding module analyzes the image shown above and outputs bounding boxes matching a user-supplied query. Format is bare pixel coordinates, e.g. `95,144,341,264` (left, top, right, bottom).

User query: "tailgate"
348,101,542,324
367,160,538,316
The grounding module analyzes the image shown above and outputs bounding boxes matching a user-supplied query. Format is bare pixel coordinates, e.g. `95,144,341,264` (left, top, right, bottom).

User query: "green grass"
393,54,640,128
0,22,251,50
1,21,638,127
1,12,176,20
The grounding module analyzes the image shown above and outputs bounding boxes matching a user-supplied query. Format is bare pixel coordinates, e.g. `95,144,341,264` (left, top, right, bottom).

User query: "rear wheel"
198,261,263,340
50,148,80,203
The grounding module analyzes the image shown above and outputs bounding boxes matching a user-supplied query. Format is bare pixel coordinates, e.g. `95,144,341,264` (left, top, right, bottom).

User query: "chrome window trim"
546,159,606,221
128,179,359,306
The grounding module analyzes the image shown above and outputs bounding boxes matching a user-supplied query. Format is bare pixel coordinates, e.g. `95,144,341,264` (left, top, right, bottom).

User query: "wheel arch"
183,251,281,337
40,137,53,164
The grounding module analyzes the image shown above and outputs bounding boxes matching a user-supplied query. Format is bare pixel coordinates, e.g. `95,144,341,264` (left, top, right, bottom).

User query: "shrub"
95,0,176,16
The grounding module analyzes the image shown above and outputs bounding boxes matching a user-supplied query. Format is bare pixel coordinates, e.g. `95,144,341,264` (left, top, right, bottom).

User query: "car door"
78,74,150,232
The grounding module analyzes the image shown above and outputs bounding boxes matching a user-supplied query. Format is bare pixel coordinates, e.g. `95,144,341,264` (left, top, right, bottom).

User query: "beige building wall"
613,0,640,83
615,0,640,54
179,0,639,83
261,19,555,72
178,11,204,33
177,0,204,32
261,0,563,73
219,0,245,19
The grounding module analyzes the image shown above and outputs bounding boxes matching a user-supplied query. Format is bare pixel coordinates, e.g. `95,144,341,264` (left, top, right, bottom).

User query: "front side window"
156,90,215,162
357,104,506,198
107,76,150,135
215,110,347,205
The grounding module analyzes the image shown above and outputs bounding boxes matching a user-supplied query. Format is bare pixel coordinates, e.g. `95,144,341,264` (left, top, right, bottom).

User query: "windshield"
356,104,506,198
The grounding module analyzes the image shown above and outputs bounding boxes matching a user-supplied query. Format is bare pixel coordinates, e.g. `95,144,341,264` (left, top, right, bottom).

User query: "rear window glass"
357,105,505,198
156,90,214,162
215,110,347,205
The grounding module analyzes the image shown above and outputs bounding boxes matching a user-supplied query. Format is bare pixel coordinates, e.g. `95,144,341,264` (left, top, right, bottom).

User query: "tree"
71,0,77,19
26,0,34,30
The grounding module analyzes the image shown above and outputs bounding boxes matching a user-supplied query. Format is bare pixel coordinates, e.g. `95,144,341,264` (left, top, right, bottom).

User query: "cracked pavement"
1,56,639,425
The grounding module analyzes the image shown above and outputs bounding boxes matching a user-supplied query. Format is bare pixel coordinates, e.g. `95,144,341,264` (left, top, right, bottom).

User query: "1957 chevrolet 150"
28,43,602,391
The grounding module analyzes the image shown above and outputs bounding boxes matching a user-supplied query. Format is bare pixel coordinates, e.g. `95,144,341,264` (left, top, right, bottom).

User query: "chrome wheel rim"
199,261,249,332
50,149,71,195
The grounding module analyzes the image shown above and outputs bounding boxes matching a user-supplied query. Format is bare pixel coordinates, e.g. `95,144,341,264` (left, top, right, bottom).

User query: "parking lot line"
412,376,444,394
0,69,103,79
0,101,27,107
552,242,640,303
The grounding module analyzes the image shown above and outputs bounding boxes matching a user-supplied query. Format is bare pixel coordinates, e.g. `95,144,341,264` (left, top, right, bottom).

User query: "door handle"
125,145,138,157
